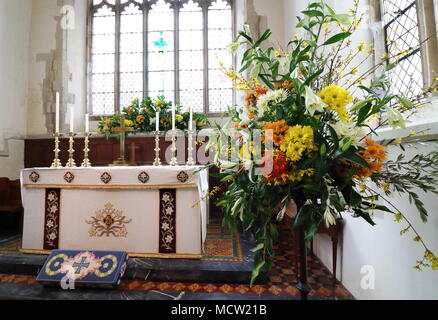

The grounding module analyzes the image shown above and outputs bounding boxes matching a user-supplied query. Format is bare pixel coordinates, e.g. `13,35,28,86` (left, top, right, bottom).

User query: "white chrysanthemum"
257,89,288,116
266,89,288,103
332,121,365,146
256,94,270,116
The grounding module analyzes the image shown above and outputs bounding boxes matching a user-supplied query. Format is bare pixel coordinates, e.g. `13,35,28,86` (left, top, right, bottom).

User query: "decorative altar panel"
20,166,208,258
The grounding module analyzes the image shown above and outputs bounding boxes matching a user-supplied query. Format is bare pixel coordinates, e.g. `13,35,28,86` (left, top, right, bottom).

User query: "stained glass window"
89,0,235,116
382,0,424,100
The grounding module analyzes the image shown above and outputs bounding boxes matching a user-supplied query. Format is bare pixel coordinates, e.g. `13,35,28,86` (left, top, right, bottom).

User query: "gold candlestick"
66,132,77,168
81,132,92,167
153,131,162,166
170,130,178,166
186,130,195,166
51,132,63,168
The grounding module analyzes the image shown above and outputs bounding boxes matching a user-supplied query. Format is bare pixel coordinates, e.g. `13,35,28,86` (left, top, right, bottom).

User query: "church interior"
0,0,437,302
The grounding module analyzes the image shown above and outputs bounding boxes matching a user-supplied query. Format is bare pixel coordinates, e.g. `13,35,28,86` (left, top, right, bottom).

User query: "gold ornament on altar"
86,203,132,238
110,115,134,167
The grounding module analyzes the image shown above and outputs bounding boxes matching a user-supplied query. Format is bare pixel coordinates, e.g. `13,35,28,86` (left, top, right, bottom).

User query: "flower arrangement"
97,96,209,137
208,0,438,284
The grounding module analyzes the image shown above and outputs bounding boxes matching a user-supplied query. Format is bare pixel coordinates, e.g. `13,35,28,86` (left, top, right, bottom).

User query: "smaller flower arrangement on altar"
97,96,209,137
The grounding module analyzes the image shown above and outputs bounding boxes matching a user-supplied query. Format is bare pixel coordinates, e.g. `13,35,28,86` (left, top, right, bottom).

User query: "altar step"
0,233,268,285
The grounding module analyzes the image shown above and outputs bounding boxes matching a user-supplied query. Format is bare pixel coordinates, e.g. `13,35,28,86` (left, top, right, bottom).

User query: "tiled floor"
0,221,354,300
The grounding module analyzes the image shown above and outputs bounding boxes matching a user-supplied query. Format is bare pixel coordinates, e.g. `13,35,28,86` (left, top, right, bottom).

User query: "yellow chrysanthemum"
318,85,353,121
280,125,315,162
124,120,134,127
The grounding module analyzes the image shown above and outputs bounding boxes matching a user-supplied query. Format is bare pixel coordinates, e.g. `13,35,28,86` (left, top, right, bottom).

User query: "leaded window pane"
91,5,115,115
89,0,235,115
179,0,204,112
382,0,424,100
120,3,143,108
208,0,233,113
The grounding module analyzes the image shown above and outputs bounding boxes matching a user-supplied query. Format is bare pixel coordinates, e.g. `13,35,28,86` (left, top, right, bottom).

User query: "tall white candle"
70,107,74,133
55,92,60,133
85,114,89,133
172,106,176,131
156,112,160,131
189,106,193,131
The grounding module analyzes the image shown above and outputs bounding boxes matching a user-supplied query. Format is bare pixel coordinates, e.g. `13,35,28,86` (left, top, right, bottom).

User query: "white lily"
304,86,326,116
323,206,337,228
386,106,407,129
226,41,239,54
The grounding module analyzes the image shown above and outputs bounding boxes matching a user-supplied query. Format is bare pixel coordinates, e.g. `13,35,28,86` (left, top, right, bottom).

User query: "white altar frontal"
20,166,209,259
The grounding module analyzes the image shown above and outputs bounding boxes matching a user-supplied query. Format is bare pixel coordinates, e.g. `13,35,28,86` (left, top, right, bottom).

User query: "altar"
20,166,209,259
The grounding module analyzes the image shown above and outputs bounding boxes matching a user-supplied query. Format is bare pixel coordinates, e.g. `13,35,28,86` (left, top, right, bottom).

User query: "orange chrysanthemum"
262,151,289,185
262,120,290,146
357,138,386,177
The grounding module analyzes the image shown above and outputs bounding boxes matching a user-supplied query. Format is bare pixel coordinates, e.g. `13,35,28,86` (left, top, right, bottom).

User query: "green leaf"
320,144,327,156
396,95,413,109
324,4,336,15
270,223,279,240
220,175,236,183
356,103,372,125
238,30,253,43
250,260,266,286
327,124,340,155
386,62,397,71
250,243,265,253
301,67,324,88
301,9,324,17
296,16,309,28
331,14,354,26
323,32,352,45
351,98,374,113
354,209,376,226
254,29,272,47
239,60,253,73
340,150,371,168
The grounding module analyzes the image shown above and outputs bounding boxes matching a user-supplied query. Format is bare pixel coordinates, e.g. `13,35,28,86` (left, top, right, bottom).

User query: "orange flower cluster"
136,115,145,124
255,88,268,95
274,80,295,93
245,88,268,106
357,138,386,177
261,151,289,186
262,120,290,146
234,121,248,129
245,93,257,104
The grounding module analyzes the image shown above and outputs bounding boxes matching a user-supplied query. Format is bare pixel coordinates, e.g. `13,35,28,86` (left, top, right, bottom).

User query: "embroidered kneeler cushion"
37,250,128,289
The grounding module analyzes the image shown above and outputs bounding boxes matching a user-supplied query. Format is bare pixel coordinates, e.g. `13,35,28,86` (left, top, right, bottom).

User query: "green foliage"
96,96,209,137
213,0,437,284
